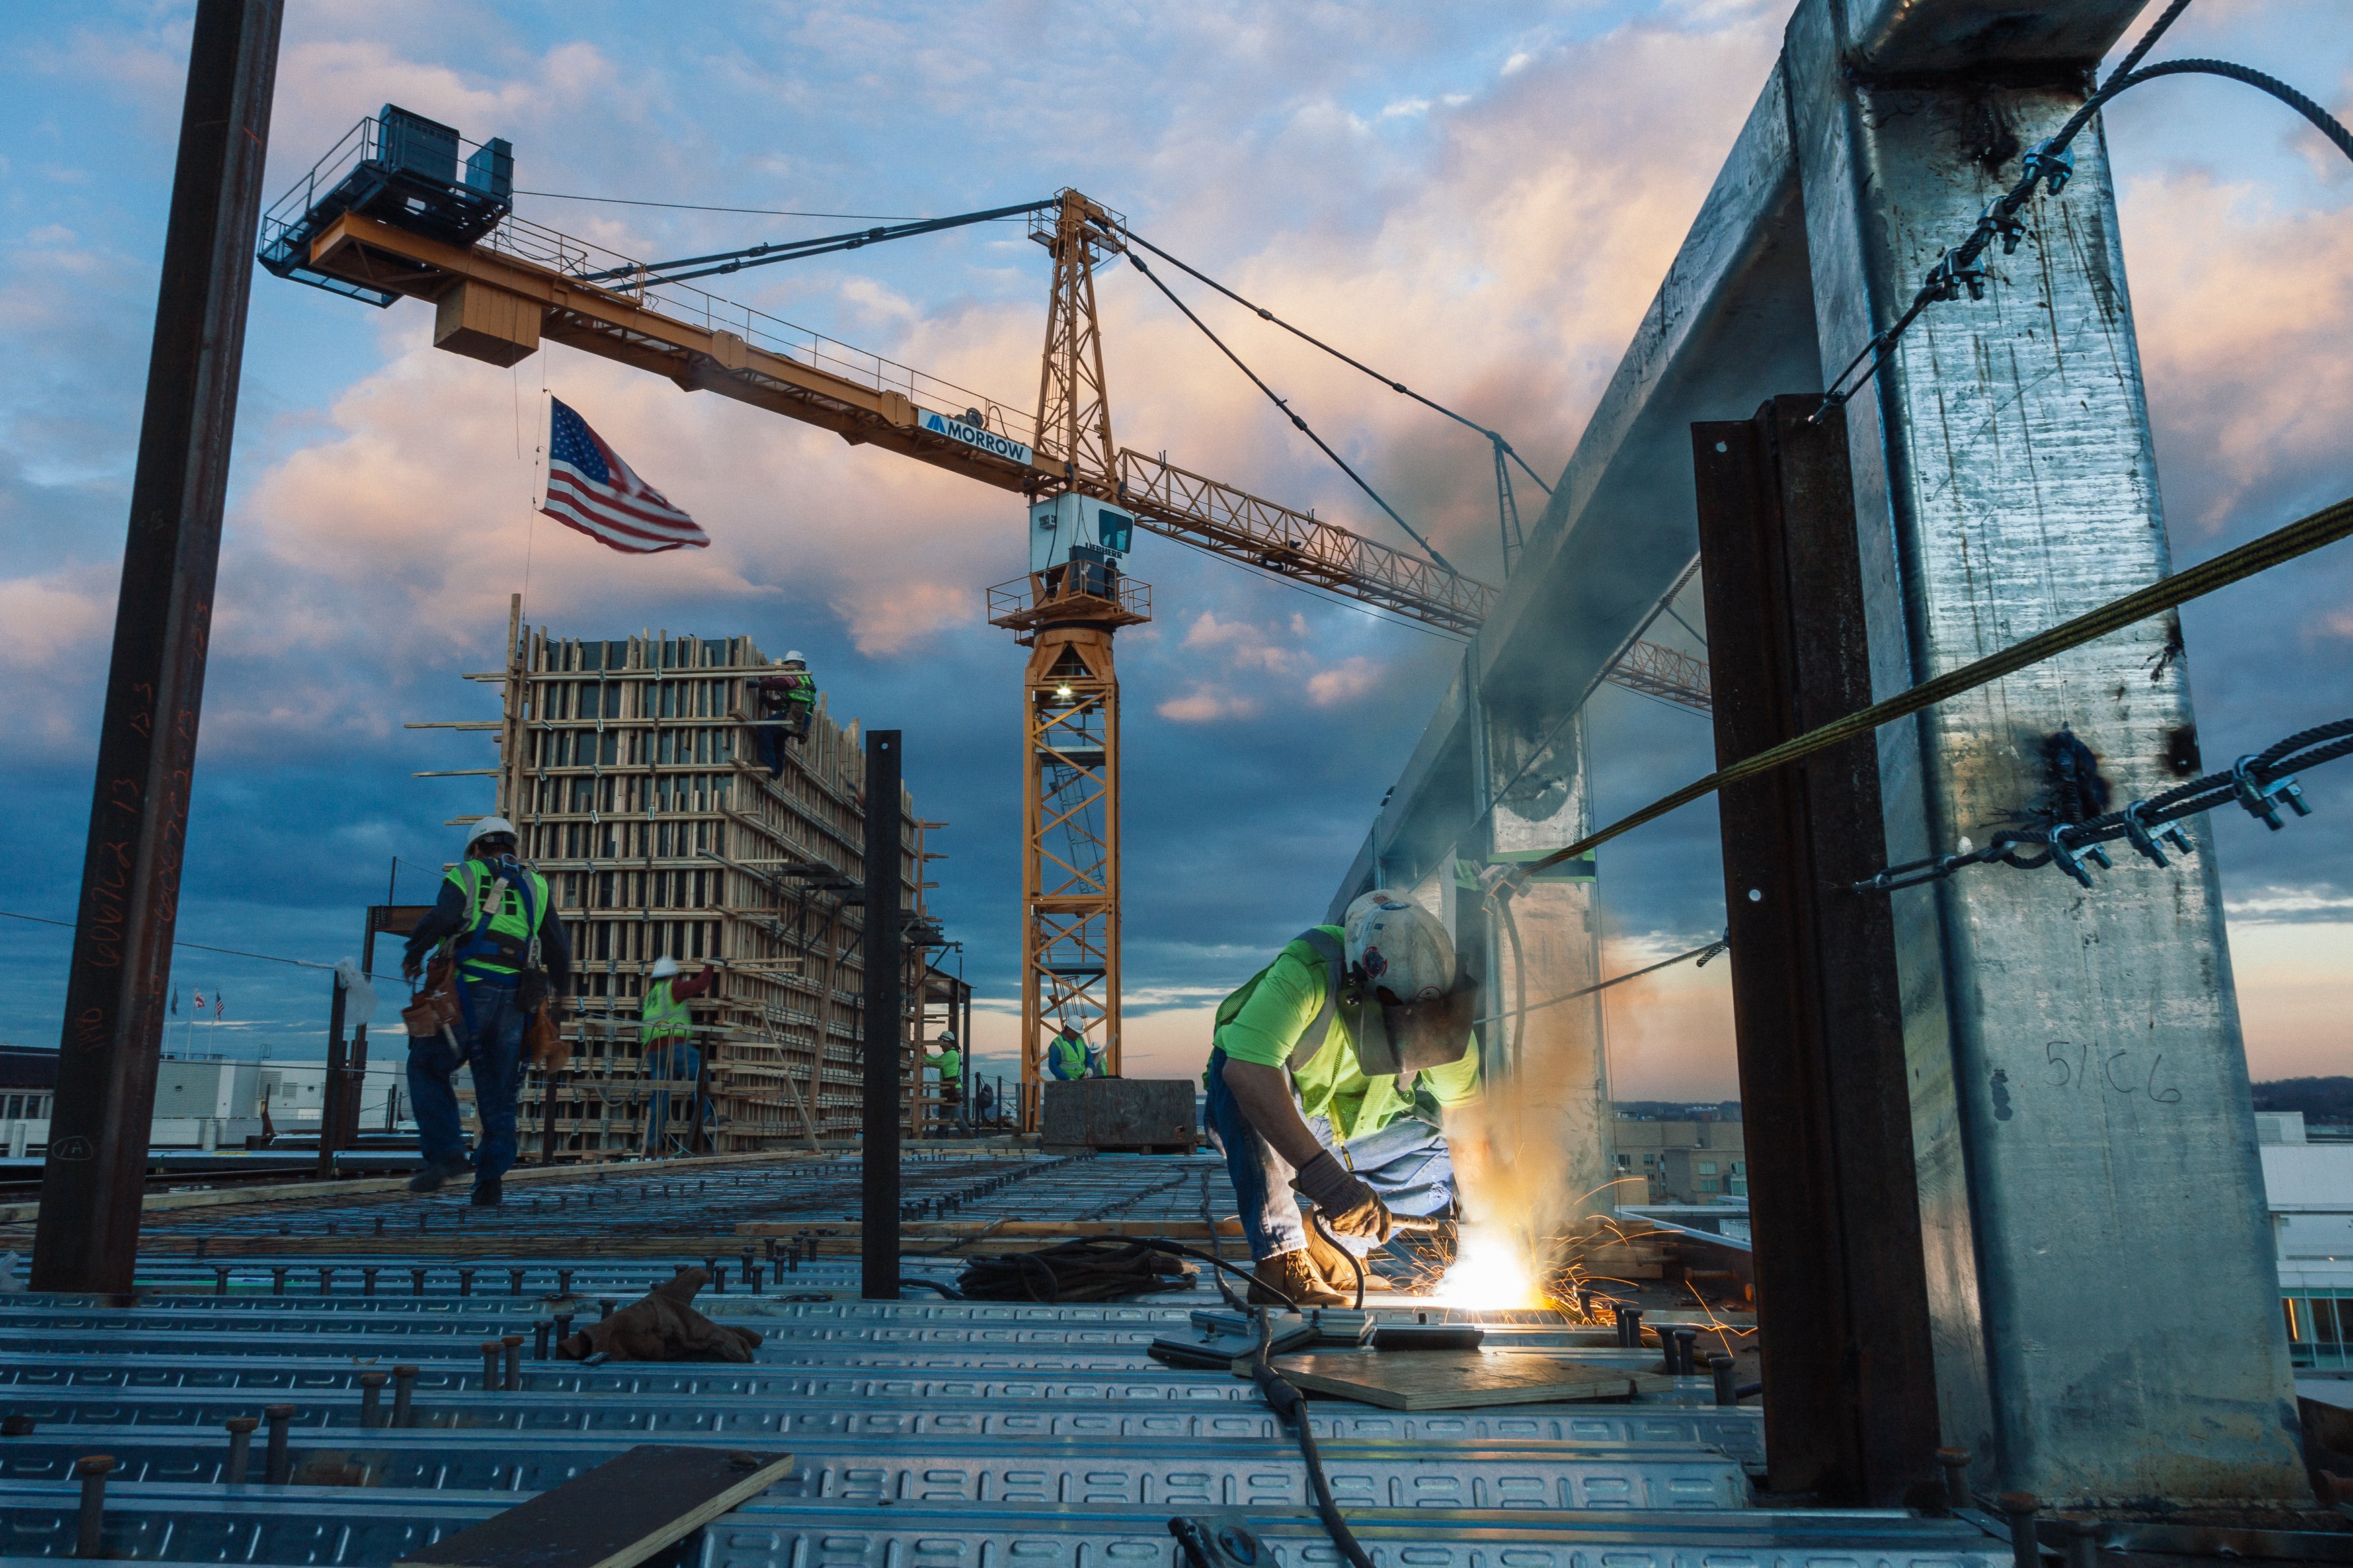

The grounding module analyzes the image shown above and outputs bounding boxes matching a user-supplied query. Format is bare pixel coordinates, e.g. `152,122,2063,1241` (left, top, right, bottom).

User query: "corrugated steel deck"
0,1149,2009,1566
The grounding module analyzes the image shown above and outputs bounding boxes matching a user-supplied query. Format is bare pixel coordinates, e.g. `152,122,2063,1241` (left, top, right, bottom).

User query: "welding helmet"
1342,889,1476,1076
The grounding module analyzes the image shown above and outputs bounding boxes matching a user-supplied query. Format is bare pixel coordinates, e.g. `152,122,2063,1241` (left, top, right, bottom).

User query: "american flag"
539,398,709,554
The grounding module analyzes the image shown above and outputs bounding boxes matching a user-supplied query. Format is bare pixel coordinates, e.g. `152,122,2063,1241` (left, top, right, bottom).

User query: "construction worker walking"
1205,891,1484,1307
401,817,570,1206
642,955,717,1154
748,652,817,778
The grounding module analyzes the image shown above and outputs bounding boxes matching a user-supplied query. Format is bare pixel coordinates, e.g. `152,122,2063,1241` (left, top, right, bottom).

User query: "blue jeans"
1205,1048,1457,1262
408,981,526,1190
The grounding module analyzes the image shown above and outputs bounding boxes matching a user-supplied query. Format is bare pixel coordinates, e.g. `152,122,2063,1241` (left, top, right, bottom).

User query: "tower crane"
257,104,1697,1124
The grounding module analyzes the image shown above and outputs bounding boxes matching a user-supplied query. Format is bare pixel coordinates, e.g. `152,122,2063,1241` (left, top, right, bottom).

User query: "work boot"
1248,1250,1349,1309
407,1157,471,1194
471,1179,503,1208
1304,1225,1394,1294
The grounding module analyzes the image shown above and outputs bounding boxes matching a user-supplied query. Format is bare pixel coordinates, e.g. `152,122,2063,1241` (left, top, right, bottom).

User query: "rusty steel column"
33,0,284,1292
1693,395,1941,1506
860,729,904,1301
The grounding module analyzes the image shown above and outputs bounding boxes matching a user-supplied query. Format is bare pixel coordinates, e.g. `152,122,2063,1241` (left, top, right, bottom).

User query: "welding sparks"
1430,1224,1550,1309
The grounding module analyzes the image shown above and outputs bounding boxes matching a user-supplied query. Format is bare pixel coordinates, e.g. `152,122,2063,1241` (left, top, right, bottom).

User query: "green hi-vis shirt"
1212,925,1480,1146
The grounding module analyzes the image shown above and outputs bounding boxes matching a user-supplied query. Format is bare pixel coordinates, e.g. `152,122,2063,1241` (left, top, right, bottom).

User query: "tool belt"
402,954,464,1048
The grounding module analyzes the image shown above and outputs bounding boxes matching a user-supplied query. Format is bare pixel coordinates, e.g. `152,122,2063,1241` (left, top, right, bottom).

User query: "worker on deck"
401,817,571,1207
642,954,718,1155
1047,1023,1090,1081
1206,891,1484,1307
749,652,817,778
930,1028,964,1129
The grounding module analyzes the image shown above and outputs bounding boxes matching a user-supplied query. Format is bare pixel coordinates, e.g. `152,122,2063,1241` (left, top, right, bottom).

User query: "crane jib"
918,409,1035,468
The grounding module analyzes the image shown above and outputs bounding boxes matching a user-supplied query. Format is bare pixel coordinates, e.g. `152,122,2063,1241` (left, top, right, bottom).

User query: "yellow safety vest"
642,980,692,1044
444,860,549,984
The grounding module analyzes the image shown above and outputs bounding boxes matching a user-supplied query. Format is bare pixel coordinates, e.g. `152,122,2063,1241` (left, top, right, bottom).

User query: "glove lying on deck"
556,1268,764,1362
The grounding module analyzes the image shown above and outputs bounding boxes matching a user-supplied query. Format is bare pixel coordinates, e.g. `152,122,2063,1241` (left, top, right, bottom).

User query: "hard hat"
650,956,682,981
1343,889,1476,1077
781,650,805,665
464,817,518,856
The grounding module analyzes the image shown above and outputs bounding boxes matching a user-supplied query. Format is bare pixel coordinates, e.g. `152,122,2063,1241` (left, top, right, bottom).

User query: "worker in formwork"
748,652,817,778
1206,890,1484,1307
642,954,718,1153
401,817,571,1206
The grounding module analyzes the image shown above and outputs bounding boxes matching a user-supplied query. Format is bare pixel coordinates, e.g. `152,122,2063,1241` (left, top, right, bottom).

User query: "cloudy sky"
0,0,2345,1100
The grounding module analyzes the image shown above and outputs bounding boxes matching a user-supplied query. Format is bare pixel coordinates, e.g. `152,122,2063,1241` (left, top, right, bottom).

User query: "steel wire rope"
1472,936,1729,1029
1488,490,2353,895
0,909,337,972
516,192,926,220
1857,716,2353,891
577,198,1056,286
1123,249,1461,575
1123,231,1556,497
1816,54,2353,419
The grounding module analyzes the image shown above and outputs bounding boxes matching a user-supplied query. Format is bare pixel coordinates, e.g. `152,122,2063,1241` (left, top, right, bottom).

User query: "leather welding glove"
1295,1150,1394,1241
558,1268,763,1363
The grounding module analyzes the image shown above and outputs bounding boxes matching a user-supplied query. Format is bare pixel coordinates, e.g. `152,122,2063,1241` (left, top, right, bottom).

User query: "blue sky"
0,0,2346,1096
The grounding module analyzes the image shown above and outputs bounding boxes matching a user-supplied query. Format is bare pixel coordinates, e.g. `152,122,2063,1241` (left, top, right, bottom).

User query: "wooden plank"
1268,1350,1676,1411
395,1445,791,1568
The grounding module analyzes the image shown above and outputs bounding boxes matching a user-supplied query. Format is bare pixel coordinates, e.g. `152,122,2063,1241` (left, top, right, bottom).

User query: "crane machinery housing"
258,102,1701,1124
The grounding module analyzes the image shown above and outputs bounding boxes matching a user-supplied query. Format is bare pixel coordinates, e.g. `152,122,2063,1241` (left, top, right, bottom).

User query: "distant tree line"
2252,1077,2353,1124
1613,1100,1742,1122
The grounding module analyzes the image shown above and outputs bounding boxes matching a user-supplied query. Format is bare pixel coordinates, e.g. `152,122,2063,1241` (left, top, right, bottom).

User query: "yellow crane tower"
257,107,1694,1125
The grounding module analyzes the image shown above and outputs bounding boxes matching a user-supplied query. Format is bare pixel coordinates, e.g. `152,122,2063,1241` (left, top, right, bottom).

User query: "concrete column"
1784,0,2305,1504
1474,696,1616,1233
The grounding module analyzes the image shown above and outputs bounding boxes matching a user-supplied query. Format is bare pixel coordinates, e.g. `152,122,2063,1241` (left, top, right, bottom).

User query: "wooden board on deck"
395,1445,793,1568
1270,1350,1675,1411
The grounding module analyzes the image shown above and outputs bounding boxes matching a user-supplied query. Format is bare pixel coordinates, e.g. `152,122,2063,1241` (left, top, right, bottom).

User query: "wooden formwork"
415,608,964,1156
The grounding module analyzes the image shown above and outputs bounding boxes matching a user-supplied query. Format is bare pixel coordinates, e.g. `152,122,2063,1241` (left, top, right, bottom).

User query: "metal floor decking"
0,1149,2009,1567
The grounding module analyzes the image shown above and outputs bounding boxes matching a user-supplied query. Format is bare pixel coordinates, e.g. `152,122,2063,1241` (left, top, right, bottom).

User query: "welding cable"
1123,231,1554,498
1818,55,2353,419
1199,1169,1252,1313
0,909,340,973
1472,936,1730,1029
1130,1237,1299,1311
895,1276,964,1299
1123,248,1462,577
1249,1315,1379,1568
1307,1208,1367,1311
1492,490,2353,895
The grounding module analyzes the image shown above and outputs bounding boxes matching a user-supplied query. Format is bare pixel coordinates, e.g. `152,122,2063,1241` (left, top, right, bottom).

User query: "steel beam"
32,0,285,1294
861,730,904,1301
1782,0,2305,1503
1692,395,1940,1506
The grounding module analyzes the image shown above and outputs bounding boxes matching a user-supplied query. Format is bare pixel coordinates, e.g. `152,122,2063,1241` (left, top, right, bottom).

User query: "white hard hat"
464,817,518,856
781,650,805,665
1343,889,1455,1003
651,956,682,981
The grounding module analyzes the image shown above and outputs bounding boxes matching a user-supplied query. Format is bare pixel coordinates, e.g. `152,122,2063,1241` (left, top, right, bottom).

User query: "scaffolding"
409,603,959,1155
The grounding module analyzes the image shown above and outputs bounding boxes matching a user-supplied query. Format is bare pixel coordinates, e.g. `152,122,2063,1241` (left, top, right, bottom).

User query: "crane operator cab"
1031,493,1135,604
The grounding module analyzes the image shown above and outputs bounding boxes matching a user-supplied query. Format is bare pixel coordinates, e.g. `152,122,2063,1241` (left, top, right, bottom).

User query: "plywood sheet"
1270,1350,1675,1411
396,1445,793,1568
